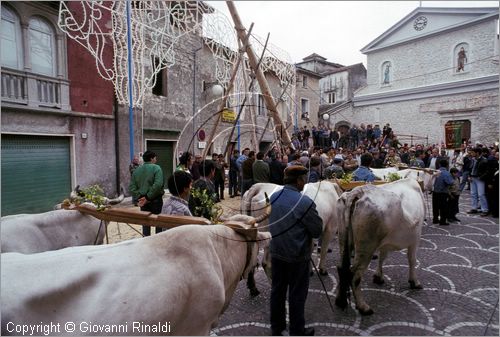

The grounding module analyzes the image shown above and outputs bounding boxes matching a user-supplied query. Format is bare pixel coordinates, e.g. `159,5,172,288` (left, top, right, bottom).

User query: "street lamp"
203,81,224,97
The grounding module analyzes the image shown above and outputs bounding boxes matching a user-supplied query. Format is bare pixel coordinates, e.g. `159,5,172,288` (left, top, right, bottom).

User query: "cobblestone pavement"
210,189,499,336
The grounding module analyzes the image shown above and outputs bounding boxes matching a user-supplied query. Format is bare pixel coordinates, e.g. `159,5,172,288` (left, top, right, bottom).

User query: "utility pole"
226,1,292,149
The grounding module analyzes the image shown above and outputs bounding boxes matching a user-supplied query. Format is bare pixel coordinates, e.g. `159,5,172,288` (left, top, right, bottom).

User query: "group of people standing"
292,122,399,152
432,145,499,225
128,150,224,235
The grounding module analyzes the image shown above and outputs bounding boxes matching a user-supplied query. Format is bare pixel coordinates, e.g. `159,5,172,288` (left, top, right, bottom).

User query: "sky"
206,1,499,66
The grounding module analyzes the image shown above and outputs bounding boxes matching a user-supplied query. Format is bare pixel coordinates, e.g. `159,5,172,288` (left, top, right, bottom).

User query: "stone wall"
335,90,498,146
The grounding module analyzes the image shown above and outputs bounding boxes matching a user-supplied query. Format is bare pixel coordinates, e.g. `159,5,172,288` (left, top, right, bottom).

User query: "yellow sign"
221,109,236,123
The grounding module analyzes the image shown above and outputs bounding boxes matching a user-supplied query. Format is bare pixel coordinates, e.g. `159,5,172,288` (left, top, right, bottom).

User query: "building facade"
295,66,322,128
331,7,499,147
1,1,117,215
1,1,293,215
319,63,367,129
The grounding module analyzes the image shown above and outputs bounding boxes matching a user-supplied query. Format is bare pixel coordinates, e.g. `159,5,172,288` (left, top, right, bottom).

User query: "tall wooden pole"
226,1,292,149
238,38,259,151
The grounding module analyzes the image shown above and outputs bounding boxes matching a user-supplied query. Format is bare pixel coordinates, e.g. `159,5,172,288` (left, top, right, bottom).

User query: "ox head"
55,185,125,210
220,192,272,226
415,169,439,192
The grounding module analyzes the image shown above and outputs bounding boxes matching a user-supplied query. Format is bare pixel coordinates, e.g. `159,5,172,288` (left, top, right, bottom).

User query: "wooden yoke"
74,204,211,229
226,1,292,149
223,221,258,241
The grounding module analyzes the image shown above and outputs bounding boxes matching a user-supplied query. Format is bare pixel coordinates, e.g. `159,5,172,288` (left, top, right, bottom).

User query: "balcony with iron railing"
1,67,70,111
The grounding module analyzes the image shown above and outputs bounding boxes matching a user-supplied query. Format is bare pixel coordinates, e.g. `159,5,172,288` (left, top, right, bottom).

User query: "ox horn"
68,185,85,202
252,192,272,224
104,186,125,205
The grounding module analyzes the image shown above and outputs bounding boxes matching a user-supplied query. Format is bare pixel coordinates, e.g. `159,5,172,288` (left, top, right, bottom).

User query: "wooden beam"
226,1,292,148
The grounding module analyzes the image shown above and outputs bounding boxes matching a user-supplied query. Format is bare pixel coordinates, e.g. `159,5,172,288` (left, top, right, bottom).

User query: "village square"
1,1,499,336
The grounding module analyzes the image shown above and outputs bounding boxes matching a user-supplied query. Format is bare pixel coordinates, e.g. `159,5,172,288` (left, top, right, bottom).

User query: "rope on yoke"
94,220,105,245
310,257,337,316
121,222,145,237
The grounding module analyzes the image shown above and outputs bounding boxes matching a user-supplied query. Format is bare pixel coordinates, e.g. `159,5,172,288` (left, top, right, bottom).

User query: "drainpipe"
192,44,203,154
113,97,121,195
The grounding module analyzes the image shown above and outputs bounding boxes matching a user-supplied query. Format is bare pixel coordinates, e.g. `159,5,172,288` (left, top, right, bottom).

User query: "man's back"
269,159,285,185
253,160,270,183
242,158,255,180
129,163,164,200
269,186,322,263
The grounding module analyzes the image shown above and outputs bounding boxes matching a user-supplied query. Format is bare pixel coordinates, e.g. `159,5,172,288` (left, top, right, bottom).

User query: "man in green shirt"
129,150,164,236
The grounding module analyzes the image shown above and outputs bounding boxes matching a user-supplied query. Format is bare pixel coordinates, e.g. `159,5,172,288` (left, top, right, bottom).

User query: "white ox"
371,167,398,180
335,178,425,315
1,221,271,335
1,190,124,254
1,210,104,254
242,181,343,295
396,168,439,192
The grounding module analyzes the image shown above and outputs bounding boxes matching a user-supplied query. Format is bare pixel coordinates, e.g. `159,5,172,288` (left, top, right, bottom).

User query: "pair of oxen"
1,169,435,335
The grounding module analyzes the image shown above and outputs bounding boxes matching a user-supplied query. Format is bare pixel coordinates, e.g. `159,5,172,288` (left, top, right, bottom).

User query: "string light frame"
58,0,296,116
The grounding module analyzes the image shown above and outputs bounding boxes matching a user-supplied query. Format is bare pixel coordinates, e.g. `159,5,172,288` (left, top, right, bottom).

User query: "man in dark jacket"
269,166,323,336
467,147,489,216
269,155,286,185
241,151,255,196
432,159,455,226
129,150,165,236
253,152,270,184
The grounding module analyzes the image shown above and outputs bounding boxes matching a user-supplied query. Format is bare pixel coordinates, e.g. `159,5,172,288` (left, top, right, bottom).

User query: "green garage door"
1,134,71,216
146,140,174,187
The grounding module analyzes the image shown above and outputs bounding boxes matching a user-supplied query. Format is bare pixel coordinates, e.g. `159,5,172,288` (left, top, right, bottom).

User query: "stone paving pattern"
106,188,498,336
211,189,499,336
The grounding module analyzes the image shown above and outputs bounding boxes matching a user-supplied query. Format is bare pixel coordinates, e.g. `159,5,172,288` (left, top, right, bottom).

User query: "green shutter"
1,135,71,215
146,141,174,186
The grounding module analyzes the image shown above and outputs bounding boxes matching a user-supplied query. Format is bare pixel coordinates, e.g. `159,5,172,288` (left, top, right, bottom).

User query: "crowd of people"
292,122,402,152
128,133,498,336
129,135,499,232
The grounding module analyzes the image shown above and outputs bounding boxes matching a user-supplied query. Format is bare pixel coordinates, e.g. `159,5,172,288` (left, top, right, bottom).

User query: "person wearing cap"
129,150,165,236
269,165,323,336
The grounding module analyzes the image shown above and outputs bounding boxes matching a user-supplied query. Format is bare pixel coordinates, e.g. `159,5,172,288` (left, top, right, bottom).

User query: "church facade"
330,7,499,148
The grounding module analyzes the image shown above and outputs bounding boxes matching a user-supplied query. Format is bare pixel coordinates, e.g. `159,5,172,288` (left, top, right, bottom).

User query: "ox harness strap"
241,240,254,281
